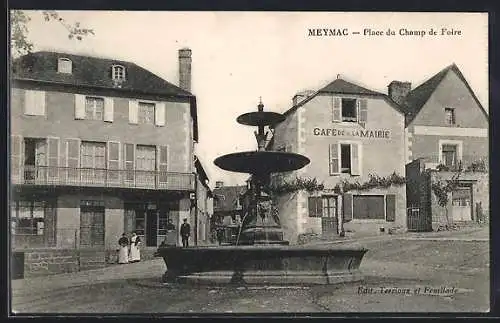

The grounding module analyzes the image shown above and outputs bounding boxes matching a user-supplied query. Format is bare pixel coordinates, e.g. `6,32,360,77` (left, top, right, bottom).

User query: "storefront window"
158,210,169,236
135,212,145,236
13,201,45,235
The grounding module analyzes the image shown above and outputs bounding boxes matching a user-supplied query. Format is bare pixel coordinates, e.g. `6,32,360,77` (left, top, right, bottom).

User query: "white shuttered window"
24,90,46,116
329,143,362,176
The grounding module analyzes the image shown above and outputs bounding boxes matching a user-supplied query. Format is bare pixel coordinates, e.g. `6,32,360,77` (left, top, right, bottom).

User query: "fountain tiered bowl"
157,101,367,285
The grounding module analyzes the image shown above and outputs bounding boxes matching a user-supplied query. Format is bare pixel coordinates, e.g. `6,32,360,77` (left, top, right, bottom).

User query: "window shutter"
60,140,67,169
104,97,114,122
329,143,339,175
332,97,341,122
155,102,166,126
24,90,46,116
66,139,80,183
358,99,368,124
66,139,80,168
123,143,135,181
386,194,396,222
24,90,35,115
343,194,353,222
157,145,168,184
11,135,23,181
350,143,361,176
75,94,86,119
129,100,139,124
108,142,120,182
308,196,323,217
47,137,60,180
37,91,46,115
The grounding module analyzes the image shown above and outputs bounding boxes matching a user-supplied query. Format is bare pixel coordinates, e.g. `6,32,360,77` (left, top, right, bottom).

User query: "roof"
282,77,404,118
194,157,211,193
12,51,199,141
319,78,383,96
212,185,247,212
403,63,489,125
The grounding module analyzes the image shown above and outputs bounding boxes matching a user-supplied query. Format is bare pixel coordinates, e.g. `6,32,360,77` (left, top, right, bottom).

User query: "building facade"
270,78,407,244
10,49,203,275
212,182,247,243
192,158,213,245
396,64,489,231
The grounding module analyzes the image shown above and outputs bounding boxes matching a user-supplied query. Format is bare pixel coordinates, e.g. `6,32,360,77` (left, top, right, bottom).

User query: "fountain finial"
258,97,264,112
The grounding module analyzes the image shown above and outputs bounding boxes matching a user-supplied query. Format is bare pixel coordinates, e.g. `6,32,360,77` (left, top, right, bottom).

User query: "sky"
18,11,488,187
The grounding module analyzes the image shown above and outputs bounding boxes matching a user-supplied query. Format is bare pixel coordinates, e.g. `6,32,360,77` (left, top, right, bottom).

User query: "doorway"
146,210,158,247
24,138,47,182
452,186,472,222
321,195,338,235
80,205,105,247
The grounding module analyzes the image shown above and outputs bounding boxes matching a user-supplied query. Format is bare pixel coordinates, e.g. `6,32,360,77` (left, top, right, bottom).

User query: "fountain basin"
214,151,310,174
158,245,367,285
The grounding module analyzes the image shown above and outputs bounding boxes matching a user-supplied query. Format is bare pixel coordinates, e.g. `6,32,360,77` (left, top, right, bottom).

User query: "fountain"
157,100,367,285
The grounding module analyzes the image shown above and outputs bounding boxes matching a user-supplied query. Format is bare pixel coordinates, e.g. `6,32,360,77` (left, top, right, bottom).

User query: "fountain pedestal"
157,100,368,285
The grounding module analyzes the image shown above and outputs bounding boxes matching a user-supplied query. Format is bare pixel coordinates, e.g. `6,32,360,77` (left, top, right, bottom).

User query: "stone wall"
22,249,79,278
429,171,488,230
19,247,163,278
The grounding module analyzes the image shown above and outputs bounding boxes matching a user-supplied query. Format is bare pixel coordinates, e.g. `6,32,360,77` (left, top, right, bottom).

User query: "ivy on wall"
267,172,406,196
427,169,462,227
333,172,406,194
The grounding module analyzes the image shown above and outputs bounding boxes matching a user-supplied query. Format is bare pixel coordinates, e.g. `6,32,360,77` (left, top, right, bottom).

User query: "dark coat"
118,237,129,247
180,223,191,237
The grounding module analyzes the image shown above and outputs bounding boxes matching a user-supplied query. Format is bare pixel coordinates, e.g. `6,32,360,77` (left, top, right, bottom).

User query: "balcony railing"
414,155,489,173
12,166,195,191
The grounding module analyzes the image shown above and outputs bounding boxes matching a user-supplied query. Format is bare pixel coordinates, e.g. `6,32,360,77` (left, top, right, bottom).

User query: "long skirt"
118,246,129,264
129,244,141,262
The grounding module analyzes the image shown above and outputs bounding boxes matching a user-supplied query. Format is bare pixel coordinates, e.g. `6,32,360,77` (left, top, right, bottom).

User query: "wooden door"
452,187,472,222
80,207,105,247
321,196,338,235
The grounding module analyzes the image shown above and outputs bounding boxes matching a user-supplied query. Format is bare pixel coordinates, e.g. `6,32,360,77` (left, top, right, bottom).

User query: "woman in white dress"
129,232,141,263
118,233,129,264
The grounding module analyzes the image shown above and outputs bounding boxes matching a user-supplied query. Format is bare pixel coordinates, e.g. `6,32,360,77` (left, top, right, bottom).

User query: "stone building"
212,182,247,243
398,64,489,231
193,158,213,244
10,49,208,276
269,77,407,244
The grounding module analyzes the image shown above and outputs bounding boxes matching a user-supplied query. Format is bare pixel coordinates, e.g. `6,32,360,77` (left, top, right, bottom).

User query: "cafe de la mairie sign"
313,127,391,139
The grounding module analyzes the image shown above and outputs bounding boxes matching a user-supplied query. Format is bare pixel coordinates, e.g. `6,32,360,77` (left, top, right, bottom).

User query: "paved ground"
11,227,490,314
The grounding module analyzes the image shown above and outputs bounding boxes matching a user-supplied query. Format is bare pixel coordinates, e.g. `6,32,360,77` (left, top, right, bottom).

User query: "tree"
10,10,94,57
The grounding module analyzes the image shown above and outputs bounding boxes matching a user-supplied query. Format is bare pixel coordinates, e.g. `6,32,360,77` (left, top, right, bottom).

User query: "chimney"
292,90,315,106
215,181,224,189
178,48,192,92
388,81,411,105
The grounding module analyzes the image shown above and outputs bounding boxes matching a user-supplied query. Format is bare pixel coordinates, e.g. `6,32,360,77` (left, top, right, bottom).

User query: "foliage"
466,159,488,173
10,10,32,57
10,10,94,57
429,170,462,229
430,171,461,208
267,172,405,196
333,172,406,194
268,176,324,195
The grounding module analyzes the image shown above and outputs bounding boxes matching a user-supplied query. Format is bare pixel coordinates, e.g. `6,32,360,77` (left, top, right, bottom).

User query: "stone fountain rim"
158,245,369,252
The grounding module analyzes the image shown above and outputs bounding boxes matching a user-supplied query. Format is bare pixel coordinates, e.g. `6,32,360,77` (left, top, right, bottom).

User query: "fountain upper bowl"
214,151,310,174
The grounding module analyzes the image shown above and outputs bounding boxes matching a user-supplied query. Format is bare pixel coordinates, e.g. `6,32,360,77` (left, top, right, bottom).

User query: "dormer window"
57,58,72,74
112,65,126,81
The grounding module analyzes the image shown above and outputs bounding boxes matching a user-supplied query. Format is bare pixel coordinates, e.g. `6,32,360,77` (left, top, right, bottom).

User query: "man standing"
180,218,191,247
